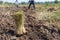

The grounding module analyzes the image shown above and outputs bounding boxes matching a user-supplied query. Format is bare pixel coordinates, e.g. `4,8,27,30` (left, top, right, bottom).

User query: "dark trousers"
28,1,35,9
16,5,18,7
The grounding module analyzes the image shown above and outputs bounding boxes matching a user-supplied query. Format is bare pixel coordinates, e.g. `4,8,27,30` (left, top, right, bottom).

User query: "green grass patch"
50,11,60,22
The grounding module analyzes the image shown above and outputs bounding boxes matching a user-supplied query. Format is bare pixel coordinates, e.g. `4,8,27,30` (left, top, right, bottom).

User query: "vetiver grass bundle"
12,11,26,35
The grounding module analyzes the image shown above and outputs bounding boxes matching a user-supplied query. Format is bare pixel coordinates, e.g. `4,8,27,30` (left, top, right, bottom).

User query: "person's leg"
16,5,18,7
28,3,31,9
33,3,35,9
15,4,18,8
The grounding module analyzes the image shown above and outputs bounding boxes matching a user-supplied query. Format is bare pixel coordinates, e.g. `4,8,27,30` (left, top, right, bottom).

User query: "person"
28,0,35,9
15,0,19,7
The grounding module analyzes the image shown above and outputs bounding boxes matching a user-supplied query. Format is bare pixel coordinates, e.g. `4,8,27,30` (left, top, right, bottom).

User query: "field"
0,4,60,40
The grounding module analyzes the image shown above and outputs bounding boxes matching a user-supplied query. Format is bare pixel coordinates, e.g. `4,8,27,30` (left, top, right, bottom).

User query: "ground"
0,4,60,40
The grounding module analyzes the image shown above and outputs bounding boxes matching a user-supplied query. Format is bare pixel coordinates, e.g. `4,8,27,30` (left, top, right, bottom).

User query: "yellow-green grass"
36,11,60,22
36,3,60,11
50,11,60,22
36,11,60,30
0,4,12,7
12,11,26,35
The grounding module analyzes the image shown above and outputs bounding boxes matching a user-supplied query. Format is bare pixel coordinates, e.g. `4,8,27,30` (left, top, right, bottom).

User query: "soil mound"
0,7,60,40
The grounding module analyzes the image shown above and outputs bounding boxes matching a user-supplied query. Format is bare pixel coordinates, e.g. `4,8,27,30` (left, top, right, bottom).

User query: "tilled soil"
0,7,60,40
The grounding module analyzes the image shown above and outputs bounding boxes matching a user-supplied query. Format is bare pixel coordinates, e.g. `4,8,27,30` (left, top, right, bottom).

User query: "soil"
0,7,60,40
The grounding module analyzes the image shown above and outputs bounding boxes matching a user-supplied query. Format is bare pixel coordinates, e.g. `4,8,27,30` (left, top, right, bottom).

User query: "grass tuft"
12,11,26,35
